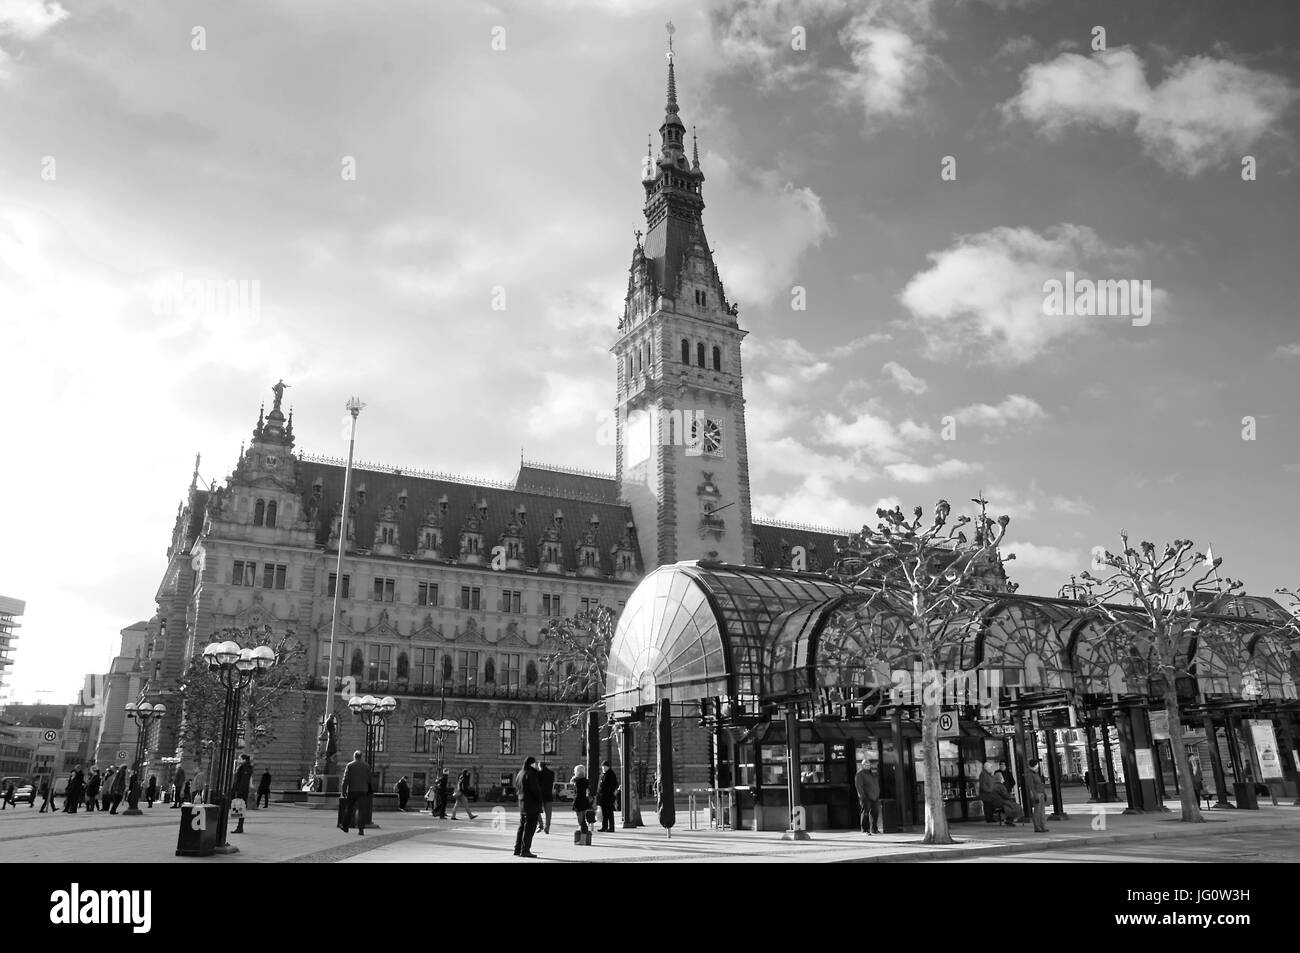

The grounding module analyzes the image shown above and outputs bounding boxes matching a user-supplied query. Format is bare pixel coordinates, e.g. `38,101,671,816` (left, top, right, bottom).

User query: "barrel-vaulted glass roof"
604,562,1298,715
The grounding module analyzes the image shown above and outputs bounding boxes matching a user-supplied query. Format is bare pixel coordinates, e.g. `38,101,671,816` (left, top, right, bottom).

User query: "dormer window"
438,494,449,516
381,526,395,545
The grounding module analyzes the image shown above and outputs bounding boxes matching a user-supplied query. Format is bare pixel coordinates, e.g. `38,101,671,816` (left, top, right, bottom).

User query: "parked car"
553,781,575,802
1,777,34,806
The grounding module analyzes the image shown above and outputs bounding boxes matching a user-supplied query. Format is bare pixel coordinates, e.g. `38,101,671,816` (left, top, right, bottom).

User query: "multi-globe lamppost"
423,716,459,783
202,637,277,852
121,698,165,816
348,694,395,830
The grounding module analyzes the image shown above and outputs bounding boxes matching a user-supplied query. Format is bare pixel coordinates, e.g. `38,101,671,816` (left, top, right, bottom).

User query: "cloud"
882,360,927,394
1002,541,1081,575
0,0,68,40
1004,48,1298,176
884,458,980,484
951,394,1046,428
899,223,1156,364
1273,343,1300,358
704,154,833,307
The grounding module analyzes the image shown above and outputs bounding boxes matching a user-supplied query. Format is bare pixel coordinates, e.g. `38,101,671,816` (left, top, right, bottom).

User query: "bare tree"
1077,533,1244,823
538,606,615,729
830,500,1013,846
175,625,306,759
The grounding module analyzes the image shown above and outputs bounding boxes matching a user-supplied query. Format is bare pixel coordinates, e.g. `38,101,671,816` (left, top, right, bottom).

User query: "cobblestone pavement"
3,795,1296,863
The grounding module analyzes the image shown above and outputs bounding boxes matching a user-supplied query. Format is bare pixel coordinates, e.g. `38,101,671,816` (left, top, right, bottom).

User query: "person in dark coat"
394,775,410,812
1026,758,1048,833
978,762,1020,825
146,775,159,807
513,756,543,858
64,767,84,813
39,779,53,813
572,764,591,835
125,771,141,811
101,768,117,812
171,766,186,808
180,780,192,804
597,761,619,832
450,770,477,820
433,769,450,818
256,770,272,809
231,754,254,834
854,763,881,834
339,750,372,835
85,769,102,811
538,761,556,834
108,767,127,814
1,781,14,809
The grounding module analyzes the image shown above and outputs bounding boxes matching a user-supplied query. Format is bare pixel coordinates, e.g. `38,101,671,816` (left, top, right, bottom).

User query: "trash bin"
880,798,902,833
175,804,220,856
1232,782,1258,810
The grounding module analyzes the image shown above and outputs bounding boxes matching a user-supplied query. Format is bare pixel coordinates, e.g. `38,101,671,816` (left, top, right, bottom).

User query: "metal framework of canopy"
604,561,1298,717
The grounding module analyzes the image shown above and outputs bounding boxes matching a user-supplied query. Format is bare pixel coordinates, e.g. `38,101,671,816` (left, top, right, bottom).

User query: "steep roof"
297,457,642,578
751,521,850,573
513,462,618,503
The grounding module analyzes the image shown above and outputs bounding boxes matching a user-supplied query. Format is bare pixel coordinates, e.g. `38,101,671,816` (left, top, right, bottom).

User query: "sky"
1,0,1297,703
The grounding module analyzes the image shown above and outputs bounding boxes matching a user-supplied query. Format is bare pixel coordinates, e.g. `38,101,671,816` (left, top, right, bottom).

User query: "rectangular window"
317,640,346,678
262,564,287,590
413,722,431,754
232,560,255,587
367,644,393,687
541,594,562,618
327,573,351,599
413,647,437,693
501,589,522,613
580,596,600,613
373,577,396,602
418,582,439,607
501,653,522,690
459,586,481,610
374,722,387,754
457,719,475,755
456,650,479,688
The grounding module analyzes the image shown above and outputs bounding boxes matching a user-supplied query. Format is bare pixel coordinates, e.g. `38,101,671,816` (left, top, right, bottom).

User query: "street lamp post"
122,699,165,816
203,637,277,853
316,396,365,790
423,716,460,790
348,694,395,829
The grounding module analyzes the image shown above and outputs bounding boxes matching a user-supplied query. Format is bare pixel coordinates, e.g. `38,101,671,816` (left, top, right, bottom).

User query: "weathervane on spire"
666,20,675,59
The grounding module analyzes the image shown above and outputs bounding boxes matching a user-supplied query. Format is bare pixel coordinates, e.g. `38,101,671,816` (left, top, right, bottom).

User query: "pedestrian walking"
433,769,449,818
231,754,253,834
450,769,477,820
1027,758,1049,832
257,770,272,809
1,780,15,809
85,769,102,812
855,762,881,834
126,770,141,812
192,764,207,804
512,756,543,858
597,760,619,832
572,764,591,838
538,761,556,834
39,779,53,813
170,766,186,808
424,780,436,814
108,766,127,814
64,767,84,814
339,750,372,836
146,775,159,808
394,775,410,812
102,768,118,812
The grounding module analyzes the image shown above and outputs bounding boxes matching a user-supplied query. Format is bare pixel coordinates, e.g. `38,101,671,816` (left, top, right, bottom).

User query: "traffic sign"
938,712,960,738
116,750,129,761
42,729,59,743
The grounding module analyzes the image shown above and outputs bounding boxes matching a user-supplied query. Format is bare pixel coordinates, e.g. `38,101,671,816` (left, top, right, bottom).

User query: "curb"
845,820,1300,863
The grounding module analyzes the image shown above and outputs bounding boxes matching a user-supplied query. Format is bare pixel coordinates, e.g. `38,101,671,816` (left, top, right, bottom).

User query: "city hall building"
146,48,852,796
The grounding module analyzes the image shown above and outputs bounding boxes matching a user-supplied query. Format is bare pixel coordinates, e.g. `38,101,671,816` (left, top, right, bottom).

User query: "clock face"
690,417,724,455
265,455,278,469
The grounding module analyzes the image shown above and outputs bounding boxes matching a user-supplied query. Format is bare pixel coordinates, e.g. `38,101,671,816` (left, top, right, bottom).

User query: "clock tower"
614,41,754,570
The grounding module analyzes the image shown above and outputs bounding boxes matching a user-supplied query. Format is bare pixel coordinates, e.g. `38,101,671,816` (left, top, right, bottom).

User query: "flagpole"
317,397,364,783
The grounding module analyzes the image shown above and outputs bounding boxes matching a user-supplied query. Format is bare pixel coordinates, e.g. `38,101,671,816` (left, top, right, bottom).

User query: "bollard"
687,793,697,830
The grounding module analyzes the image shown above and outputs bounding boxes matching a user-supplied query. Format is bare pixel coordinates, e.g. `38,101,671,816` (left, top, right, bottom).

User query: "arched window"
499,718,517,756
712,346,721,371
457,718,475,755
697,342,705,366
541,720,558,756
681,338,690,364
265,500,277,527
253,499,265,526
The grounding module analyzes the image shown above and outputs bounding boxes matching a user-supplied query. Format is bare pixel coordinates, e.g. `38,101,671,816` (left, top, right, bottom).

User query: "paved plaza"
3,790,1296,863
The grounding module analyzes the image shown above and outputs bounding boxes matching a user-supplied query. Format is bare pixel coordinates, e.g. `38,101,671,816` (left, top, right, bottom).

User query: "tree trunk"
921,667,953,845
1164,688,1205,823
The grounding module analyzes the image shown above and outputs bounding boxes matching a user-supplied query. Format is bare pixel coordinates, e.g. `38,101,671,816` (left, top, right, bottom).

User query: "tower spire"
692,126,700,171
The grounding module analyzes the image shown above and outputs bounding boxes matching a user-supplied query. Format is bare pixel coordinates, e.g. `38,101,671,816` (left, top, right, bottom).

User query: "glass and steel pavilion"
604,562,851,716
